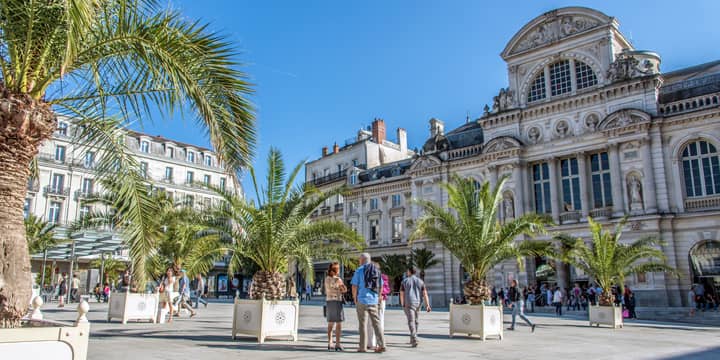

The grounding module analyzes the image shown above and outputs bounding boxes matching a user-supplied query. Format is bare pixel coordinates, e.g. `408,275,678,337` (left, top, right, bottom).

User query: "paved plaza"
42,301,720,360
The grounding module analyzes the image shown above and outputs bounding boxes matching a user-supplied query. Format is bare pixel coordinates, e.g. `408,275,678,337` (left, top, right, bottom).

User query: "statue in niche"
503,193,515,219
628,175,643,211
555,120,569,137
527,127,541,143
585,114,599,130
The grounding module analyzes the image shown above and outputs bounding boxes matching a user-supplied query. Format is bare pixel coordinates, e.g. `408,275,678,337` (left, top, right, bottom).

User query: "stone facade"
307,7,720,307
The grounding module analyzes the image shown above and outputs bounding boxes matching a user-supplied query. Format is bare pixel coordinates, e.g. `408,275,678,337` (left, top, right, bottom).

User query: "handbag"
622,309,630,318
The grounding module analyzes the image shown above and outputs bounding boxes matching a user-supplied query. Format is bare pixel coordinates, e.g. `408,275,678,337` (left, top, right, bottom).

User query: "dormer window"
527,59,597,103
57,122,68,136
140,140,149,153
204,154,212,166
187,151,195,163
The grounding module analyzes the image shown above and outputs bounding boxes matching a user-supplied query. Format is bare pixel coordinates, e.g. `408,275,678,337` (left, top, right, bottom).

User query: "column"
522,165,533,214
577,153,590,219
512,162,524,217
548,157,560,223
608,144,625,217
488,165,498,188
641,138,658,213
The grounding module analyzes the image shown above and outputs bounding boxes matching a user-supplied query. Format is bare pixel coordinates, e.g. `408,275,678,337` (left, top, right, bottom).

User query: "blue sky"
134,1,720,198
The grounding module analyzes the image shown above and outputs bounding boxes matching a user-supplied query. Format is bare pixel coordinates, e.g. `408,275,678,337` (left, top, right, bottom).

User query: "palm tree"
410,175,552,305
0,1,255,327
25,214,61,289
562,217,677,306
378,254,409,292
210,148,363,300
409,247,441,281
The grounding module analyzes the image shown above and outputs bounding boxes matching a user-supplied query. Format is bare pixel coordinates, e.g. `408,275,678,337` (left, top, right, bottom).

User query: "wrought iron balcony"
74,190,100,201
334,203,344,212
44,186,70,197
27,181,40,192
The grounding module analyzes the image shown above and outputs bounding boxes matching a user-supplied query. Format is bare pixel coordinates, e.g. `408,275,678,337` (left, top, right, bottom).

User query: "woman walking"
159,267,177,323
57,273,67,308
325,262,347,351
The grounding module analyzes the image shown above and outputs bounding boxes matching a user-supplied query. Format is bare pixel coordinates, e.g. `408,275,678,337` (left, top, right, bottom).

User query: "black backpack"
363,263,382,294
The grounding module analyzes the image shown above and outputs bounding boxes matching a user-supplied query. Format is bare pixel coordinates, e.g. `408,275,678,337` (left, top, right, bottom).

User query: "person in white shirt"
553,286,563,316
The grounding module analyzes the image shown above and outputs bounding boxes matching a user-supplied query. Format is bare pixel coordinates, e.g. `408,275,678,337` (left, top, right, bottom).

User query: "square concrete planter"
107,291,159,324
449,303,503,340
0,298,90,360
232,298,299,344
588,305,623,328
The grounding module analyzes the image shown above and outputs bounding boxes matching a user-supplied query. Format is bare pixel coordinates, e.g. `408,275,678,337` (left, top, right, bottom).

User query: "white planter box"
588,305,623,328
107,291,159,324
0,299,90,360
449,303,503,340
232,298,299,344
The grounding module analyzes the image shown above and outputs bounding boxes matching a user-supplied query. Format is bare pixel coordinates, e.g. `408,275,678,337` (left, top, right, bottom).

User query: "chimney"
371,118,386,144
397,128,407,153
333,143,339,154
429,118,444,137
322,146,328,156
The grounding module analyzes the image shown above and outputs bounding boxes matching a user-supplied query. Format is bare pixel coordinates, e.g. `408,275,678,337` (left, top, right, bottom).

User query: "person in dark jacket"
506,280,536,332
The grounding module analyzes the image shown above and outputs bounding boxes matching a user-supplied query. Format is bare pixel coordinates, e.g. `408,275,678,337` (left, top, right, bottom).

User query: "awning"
31,231,126,260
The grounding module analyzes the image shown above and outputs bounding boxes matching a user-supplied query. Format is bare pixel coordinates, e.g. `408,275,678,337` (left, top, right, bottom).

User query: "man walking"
400,267,431,347
506,280,536,332
351,253,385,353
70,274,80,303
194,274,207,309
177,269,197,317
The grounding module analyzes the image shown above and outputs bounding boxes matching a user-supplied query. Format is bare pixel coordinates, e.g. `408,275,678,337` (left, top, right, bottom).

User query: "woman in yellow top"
325,262,347,351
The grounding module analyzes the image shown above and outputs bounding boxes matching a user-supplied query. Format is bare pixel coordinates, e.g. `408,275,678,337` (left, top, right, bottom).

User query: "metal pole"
67,240,76,304
99,252,105,286
40,249,48,291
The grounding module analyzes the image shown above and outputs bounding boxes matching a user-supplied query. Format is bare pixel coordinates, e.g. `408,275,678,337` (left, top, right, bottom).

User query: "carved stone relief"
503,192,515,219
584,113,600,131
527,126,542,144
512,15,601,55
607,51,660,82
627,173,644,211
555,120,571,138
492,87,515,113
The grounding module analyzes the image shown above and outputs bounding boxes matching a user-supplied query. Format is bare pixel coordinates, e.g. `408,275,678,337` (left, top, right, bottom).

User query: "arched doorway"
689,240,720,297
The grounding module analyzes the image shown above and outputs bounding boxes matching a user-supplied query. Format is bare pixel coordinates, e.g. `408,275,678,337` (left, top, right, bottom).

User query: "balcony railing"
37,152,65,164
589,207,612,219
560,211,581,224
74,190,101,201
320,206,331,215
334,203,344,212
44,186,70,197
685,195,720,211
308,169,348,187
27,182,40,192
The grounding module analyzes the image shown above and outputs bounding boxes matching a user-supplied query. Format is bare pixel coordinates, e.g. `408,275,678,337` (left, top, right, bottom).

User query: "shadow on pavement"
655,347,720,360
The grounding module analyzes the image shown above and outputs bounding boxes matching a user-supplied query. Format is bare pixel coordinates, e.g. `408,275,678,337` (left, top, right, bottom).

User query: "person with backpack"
367,262,391,350
351,253,386,353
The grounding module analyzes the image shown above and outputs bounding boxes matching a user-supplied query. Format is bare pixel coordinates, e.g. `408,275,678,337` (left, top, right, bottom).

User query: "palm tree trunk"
0,88,56,328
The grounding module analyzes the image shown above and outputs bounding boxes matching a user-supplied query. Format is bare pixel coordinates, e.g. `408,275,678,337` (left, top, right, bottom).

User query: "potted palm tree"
210,149,363,344
0,0,255,336
411,176,551,340
562,217,677,328
25,215,62,300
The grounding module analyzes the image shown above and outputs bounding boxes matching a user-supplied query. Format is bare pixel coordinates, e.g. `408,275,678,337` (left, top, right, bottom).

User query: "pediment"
598,109,651,131
409,155,442,172
502,7,614,59
482,136,523,154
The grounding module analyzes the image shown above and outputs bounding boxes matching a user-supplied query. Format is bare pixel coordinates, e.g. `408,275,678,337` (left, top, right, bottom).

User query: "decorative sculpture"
628,175,643,211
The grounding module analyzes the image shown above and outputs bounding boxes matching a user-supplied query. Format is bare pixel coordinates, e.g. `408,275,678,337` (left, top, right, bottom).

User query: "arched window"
527,59,598,103
682,140,720,197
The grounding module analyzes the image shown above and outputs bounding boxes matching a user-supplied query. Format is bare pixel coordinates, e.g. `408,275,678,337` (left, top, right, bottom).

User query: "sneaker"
506,327,515,331
411,339,418,348
531,324,536,333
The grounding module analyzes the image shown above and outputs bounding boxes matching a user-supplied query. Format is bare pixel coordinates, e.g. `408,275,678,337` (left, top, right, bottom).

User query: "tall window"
527,59,597,103
349,201,358,214
55,145,66,162
682,140,720,197
370,198,378,210
84,151,95,168
56,122,68,136
48,201,62,224
590,152,613,208
187,151,195,163
186,171,194,184
140,140,149,153
81,178,93,194
532,162,551,214
23,198,31,218
185,195,194,207
203,174,211,186
369,219,379,242
350,172,358,185
140,162,148,178
219,177,226,191
561,158,581,211
392,216,403,239
51,174,65,191
165,167,174,181
79,205,91,219
168,147,175,159
204,155,212,166
391,194,402,208
337,194,344,204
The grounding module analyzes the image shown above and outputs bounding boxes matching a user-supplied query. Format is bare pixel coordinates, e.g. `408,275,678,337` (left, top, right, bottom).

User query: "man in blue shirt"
351,253,385,353
178,269,196,318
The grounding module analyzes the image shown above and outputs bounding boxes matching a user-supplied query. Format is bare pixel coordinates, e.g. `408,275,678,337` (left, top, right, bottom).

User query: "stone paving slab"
40,301,720,360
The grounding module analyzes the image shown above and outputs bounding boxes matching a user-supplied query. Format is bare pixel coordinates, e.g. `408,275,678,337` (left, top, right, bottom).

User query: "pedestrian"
367,262,390,351
177,269,197,317
546,284,553,307
491,287,498,306
351,253,386,353
194,274,207,308
553,286,563,316
57,273,67,307
159,267,176,323
324,262,347,351
627,291,637,319
70,274,80,303
102,282,110,302
400,267,431,347
506,280,536,332
526,286,536,313
498,287,505,307
688,285,697,316
580,294,588,311
93,283,101,302
305,283,313,302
